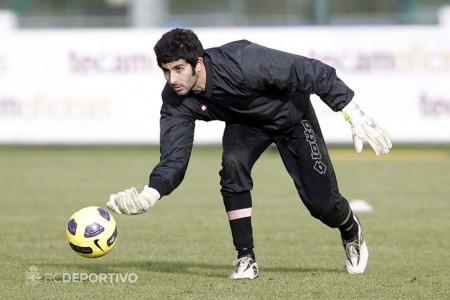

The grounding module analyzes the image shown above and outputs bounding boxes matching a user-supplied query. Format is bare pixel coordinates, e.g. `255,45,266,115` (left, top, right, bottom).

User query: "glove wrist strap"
341,100,363,121
142,186,160,207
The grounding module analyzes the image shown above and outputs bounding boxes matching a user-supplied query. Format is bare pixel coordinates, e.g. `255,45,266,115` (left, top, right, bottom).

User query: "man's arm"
149,113,196,196
107,95,196,215
240,42,354,111
240,42,391,155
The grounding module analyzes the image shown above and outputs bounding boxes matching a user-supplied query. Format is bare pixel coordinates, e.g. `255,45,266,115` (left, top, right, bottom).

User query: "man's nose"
169,72,178,84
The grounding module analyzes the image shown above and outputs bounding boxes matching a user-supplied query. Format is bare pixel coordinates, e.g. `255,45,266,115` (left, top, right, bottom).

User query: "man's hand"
342,101,392,156
107,186,160,215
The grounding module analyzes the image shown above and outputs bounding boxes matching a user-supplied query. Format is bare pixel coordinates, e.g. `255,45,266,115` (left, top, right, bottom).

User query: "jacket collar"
202,55,213,98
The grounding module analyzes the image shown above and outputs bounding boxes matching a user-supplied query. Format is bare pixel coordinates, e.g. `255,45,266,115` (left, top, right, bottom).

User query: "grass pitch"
0,145,449,299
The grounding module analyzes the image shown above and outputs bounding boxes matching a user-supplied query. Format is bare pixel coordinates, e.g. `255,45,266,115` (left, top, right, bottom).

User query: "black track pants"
220,102,350,230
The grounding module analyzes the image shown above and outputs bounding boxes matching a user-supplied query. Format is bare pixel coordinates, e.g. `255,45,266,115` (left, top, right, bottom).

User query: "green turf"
1,145,449,299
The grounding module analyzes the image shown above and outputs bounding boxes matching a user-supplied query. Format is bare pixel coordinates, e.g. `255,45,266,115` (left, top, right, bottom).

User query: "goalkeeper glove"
341,100,392,156
107,186,160,215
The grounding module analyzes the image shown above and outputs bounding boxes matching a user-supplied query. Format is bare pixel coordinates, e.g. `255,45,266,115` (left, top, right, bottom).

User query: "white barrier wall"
1,26,449,144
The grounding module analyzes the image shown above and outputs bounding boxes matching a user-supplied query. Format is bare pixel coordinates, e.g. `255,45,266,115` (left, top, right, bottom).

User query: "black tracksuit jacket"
148,40,354,197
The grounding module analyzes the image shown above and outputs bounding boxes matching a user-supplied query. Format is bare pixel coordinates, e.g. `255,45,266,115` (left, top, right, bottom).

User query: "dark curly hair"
154,28,204,73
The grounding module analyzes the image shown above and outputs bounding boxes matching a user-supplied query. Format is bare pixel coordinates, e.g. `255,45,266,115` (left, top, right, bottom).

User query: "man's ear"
195,57,204,73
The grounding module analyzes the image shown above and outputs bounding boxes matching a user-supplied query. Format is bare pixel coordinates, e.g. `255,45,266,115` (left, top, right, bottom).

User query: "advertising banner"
1,26,449,144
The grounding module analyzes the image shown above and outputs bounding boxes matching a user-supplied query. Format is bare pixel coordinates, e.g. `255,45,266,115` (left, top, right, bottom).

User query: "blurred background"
1,0,449,145
2,0,450,28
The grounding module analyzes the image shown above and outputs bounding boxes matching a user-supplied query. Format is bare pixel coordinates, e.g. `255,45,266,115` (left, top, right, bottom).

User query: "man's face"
161,59,199,96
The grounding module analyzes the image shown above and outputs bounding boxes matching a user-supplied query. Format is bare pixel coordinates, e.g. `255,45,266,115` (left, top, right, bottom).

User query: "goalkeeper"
107,28,392,279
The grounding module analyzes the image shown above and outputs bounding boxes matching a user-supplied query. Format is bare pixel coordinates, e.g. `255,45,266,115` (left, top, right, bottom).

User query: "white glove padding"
341,101,392,156
107,186,160,215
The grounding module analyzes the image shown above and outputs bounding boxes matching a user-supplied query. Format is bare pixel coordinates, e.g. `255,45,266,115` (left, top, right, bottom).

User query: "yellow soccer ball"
66,206,118,258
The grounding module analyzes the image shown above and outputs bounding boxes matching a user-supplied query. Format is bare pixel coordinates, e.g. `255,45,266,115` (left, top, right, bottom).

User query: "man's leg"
273,101,368,274
220,123,272,279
